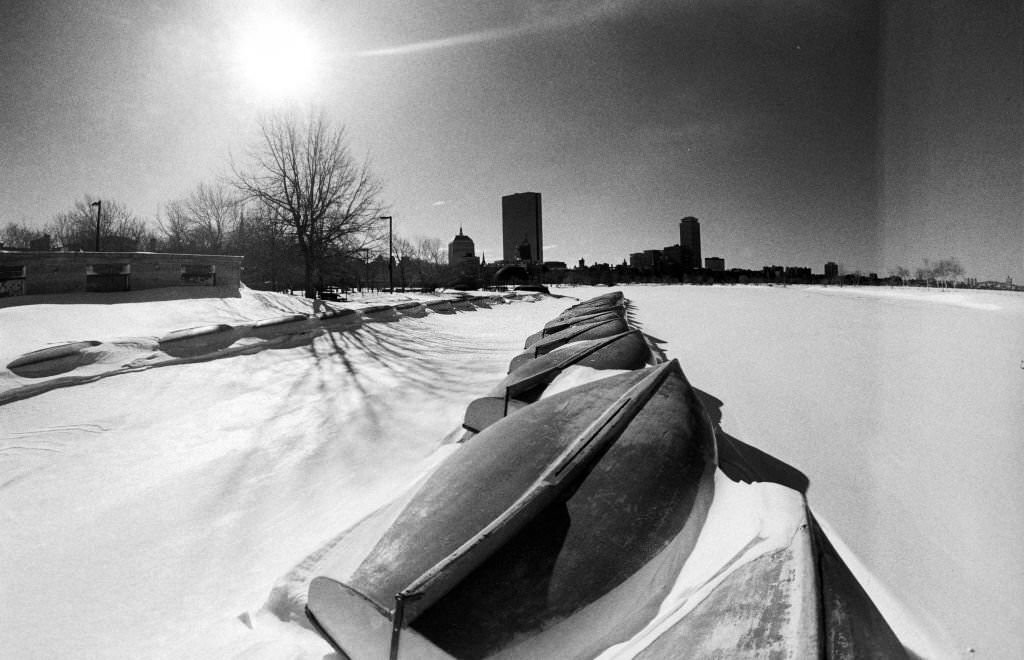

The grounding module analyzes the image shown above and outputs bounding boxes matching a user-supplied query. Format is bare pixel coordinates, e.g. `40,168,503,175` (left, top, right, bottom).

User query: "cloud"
356,0,638,57
431,200,448,207
357,25,528,57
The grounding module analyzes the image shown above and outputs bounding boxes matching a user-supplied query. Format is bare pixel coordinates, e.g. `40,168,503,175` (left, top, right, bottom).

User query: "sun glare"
233,14,319,99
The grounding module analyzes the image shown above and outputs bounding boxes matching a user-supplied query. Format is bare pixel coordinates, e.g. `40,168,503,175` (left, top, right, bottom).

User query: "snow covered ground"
616,284,1024,659
1,284,1021,658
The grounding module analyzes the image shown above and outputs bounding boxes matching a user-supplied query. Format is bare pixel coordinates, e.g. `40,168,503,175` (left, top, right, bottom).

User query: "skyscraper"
679,216,702,270
502,192,543,263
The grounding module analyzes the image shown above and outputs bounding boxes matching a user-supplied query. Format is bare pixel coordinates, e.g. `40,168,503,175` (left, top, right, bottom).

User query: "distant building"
705,257,725,271
679,217,702,270
447,227,477,265
642,249,661,269
502,192,543,263
629,252,644,268
825,262,839,279
662,245,682,266
785,266,812,282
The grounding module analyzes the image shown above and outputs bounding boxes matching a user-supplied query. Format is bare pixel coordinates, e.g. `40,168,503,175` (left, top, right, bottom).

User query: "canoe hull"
306,361,718,659
509,317,630,372
463,330,651,433
413,366,717,658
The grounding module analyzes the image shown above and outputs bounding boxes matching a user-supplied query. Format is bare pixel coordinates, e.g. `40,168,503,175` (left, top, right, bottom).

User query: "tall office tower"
502,192,543,263
679,216,702,270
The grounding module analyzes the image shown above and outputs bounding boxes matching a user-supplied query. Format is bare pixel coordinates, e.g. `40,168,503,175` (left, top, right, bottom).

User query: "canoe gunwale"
462,330,648,433
506,329,642,397
393,360,681,627
530,317,627,357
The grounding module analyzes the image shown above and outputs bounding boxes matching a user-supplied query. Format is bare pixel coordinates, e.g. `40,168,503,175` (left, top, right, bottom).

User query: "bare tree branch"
46,197,152,251
232,110,385,297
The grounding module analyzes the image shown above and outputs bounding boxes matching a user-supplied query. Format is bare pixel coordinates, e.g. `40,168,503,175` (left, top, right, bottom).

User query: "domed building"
448,227,478,266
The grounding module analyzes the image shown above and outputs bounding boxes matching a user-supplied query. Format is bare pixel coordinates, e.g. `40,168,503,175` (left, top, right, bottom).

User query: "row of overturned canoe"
305,291,908,659
4,294,517,377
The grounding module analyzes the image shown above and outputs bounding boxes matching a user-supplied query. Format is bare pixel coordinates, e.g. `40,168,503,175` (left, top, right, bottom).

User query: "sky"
1,0,1020,280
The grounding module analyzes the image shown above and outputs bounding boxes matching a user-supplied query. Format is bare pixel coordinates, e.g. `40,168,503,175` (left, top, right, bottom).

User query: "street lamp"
379,215,393,293
90,200,102,251
362,247,369,292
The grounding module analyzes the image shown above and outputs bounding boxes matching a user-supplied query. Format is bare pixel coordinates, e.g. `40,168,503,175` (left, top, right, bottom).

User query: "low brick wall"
0,251,243,298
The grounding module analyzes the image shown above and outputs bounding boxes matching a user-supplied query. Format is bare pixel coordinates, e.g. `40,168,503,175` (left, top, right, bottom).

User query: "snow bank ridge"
0,292,532,407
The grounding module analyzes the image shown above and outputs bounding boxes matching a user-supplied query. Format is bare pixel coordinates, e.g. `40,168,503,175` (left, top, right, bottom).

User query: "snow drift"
1,284,1020,658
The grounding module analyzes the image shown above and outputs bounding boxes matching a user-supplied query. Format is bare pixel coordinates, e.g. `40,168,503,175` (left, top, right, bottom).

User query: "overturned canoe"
543,307,624,332
809,514,906,657
510,316,630,371
6,340,103,378
569,290,623,307
603,478,907,660
553,291,624,317
553,301,623,322
463,329,651,434
522,309,625,347
307,359,717,659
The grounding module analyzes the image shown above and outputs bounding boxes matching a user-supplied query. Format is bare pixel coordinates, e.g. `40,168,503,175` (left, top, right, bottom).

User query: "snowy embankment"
2,284,1021,658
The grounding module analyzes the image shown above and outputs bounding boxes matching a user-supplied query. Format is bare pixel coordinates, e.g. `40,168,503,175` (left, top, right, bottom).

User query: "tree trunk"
303,251,316,299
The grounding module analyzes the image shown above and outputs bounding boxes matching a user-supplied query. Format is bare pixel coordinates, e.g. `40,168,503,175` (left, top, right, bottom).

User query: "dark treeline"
0,198,460,294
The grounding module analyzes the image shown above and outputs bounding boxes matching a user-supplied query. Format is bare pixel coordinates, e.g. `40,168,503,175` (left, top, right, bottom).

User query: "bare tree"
914,260,931,283
46,197,151,251
188,182,239,253
232,110,385,298
157,200,197,253
416,236,444,264
233,202,300,290
931,257,965,287
916,257,965,287
158,182,240,254
1,221,40,248
392,235,417,291
414,236,449,289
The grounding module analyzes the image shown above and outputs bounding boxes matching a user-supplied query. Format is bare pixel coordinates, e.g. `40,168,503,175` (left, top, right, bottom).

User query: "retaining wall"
0,251,243,298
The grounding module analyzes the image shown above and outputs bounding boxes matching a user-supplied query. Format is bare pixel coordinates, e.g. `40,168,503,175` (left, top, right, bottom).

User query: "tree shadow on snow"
313,320,501,403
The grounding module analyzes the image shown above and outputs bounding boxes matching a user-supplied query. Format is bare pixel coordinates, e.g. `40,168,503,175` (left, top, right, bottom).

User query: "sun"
233,14,319,99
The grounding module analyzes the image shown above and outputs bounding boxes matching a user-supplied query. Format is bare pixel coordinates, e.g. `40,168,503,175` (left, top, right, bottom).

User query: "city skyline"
1,1,1020,281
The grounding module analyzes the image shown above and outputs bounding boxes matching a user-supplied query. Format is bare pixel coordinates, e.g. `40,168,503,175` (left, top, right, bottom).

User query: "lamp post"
362,247,369,292
90,200,102,251
379,215,393,293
